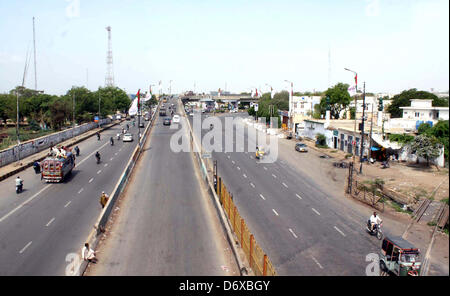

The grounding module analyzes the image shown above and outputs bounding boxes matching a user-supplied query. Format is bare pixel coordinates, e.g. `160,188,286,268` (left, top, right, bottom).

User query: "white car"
123,133,133,142
172,115,180,123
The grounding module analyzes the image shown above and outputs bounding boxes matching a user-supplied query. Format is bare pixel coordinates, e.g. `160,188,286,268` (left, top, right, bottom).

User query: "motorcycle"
16,181,23,194
366,221,383,240
116,133,121,140
95,154,101,164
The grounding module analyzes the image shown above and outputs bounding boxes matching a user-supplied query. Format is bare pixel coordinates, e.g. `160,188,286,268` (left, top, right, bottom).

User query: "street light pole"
344,68,358,166
98,93,101,128
359,82,366,173
284,80,293,133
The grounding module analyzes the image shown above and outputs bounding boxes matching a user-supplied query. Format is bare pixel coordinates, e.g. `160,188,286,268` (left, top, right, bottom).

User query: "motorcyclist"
95,151,101,163
15,176,23,192
116,133,121,140
110,137,114,146
369,212,382,232
74,146,80,157
33,160,40,173
210,124,213,130
96,132,101,141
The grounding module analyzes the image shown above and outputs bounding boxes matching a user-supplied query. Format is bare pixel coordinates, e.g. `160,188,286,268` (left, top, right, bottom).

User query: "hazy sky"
0,0,448,95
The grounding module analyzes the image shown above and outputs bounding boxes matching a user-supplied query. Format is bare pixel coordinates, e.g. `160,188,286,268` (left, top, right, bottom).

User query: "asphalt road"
0,119,149,275
87,98,238,276
188,111,382,275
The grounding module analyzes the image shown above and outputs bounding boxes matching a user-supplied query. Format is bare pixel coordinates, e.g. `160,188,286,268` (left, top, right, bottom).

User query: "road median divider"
77,106,160,276
179,102,276,276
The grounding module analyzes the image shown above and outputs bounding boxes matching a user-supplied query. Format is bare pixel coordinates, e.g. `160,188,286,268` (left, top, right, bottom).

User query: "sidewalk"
0,120,122,182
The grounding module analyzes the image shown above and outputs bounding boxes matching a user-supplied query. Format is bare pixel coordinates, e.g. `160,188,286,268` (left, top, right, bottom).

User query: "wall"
0,119,110,167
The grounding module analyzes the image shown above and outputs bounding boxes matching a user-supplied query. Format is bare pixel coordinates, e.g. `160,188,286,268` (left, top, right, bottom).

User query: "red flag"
355,74,358,86
137,89,140,110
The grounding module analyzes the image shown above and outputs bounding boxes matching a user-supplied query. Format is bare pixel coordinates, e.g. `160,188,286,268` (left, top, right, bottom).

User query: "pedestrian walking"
100,191,109,208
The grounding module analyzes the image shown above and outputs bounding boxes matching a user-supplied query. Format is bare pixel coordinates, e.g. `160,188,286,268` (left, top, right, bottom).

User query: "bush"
389,133,414,144
315,133,327,148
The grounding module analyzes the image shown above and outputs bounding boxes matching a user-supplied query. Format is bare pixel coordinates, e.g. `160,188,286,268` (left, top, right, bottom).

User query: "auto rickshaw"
255,147,265,160
379,235,421,276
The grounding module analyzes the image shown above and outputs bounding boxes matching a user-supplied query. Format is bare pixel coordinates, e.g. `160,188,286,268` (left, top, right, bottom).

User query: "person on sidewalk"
100,191,109,209
81,243,97,263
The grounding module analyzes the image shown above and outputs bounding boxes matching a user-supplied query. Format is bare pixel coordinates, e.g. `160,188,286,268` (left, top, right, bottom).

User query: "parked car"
163,117,171,126
139,122,144,128
172,115,180,123
295,142,308,152
123,133,133,142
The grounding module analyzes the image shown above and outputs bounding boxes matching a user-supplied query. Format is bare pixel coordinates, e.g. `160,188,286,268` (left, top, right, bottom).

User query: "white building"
400,99,449,122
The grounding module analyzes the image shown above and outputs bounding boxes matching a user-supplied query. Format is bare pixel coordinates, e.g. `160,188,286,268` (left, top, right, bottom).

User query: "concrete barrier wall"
0,119,111,167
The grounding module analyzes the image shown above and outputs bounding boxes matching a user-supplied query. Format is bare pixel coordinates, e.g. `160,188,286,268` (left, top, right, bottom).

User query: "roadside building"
400,99,449,122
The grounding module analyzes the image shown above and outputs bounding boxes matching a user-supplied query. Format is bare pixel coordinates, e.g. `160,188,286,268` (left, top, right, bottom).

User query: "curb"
180,103,249,276
0,121,122,182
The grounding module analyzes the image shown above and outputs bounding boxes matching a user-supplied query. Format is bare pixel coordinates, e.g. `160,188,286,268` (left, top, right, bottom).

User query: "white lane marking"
97,170,102,174
282,182,288,188
89,178,94,183
296,194,302,200
64,201,72,208
311,256,324,269
250,182,255,188
289,228,298,238
259,194,266,200
119,148,122,151
78,188,84,194
46,217,55,227
227,155,230,159
312,208,321,216
272,174,277,178
264,167,268,170
250,156,254,159
110,157,114,161
272,209,279,216
19,241,32,254
237,166,241,171
232,160,235,164
0,185,51,223
115,153,118,156
243,174,247,178
104,163,108,167
334,226,346,237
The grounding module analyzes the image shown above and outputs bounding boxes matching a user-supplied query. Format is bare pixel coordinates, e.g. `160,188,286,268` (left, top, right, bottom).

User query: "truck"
41,148,75,182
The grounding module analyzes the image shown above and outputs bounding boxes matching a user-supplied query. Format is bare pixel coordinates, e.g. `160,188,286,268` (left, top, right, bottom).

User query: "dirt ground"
275,133,449,276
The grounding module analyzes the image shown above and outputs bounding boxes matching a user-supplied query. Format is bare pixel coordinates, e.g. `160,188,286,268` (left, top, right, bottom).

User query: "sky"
0,0,448,96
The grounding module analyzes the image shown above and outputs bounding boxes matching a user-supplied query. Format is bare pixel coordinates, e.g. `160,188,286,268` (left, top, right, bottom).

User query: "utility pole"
33,17,37,91
369,101,374,164
98,93,101,128
105,26,114,87
72,94,75,138
359,82,366,173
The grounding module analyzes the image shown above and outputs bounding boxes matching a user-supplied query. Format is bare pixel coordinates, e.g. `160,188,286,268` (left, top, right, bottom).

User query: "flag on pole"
128,98,138,115
255,88,258,98
348,84,357,97
354,74,358,86
137,89,141,114
270,87,275,99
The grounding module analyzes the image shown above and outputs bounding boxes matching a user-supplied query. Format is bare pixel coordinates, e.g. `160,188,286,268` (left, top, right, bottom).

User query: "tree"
417,122,432,135
387,89,440,118
272,91,289,110
409,134,443,166
319,83,351,119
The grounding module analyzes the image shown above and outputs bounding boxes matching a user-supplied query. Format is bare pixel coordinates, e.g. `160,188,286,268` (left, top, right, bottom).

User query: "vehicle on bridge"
41,149,75,182
163,117,171,126
379,236,421,276
159,108,167,116
123,133,133,142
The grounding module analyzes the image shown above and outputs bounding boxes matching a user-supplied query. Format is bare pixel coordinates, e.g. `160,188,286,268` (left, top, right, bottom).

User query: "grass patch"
442,198,449,205
330,150,338,153
0,126,54,150
427,221,437,227
315,144,328,149
388,200,411,214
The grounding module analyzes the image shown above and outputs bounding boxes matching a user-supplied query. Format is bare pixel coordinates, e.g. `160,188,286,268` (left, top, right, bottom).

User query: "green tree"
409,134,443,166
387,89,440,118
417,122,432,135
318,83,351,119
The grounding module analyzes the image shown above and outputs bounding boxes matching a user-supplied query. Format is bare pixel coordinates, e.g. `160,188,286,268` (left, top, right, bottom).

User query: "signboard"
202,153,211,159
333,130,339,136
94,116,99,123
254,104,259,112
